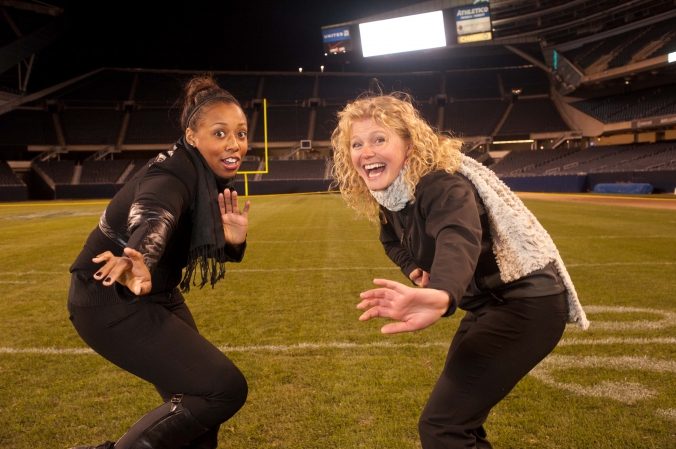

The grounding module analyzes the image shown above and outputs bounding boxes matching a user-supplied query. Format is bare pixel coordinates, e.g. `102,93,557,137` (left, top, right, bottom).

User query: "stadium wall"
54,183,125,199
0,185,28,202
232,180,333,196
500,171,676,194
499,174,588,193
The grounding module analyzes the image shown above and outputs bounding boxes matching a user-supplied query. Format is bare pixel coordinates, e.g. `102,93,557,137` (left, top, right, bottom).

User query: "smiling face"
349,118,409,191
186,102,248,179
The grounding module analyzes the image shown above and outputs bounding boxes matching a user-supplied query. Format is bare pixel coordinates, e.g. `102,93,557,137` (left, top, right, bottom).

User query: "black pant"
68,289,247,432
418,293,568,449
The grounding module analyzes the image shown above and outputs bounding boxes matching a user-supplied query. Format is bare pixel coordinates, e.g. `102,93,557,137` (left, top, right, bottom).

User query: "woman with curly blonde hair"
331,92,587,449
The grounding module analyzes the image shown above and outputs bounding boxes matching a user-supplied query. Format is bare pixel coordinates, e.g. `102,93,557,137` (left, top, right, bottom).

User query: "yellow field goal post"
238,98,269,196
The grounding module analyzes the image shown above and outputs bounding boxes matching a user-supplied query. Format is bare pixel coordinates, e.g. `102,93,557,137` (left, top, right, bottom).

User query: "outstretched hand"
219,189,250,245
357,278,450,334
92,248,152,296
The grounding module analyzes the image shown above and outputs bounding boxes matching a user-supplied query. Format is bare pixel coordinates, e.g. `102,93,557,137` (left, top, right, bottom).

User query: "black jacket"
70,148,244,306
379,170,564,315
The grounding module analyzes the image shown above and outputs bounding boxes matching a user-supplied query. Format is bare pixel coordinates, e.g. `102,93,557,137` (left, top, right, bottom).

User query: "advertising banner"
632,115,676,129
455,5,491,36
322,26,352,54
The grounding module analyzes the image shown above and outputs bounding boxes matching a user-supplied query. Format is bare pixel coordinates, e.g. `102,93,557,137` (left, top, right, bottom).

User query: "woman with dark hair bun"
68,75,251,449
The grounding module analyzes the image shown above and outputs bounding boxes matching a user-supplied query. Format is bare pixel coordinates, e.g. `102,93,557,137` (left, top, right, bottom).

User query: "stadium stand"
446,70,501,100
261,75,315,104
0,160,24,185
133,72,193,106
79,159,132,183
489,147,580,175
607,144,676,171
445,99,509,137
215,74,261,103
125,109,181,144
571,84,676,124
50,70,135,105
0,109,59,146
375,73,442,102
239,160,262,172
34,160,75,184
606,18,676,69
498,67,550,96
252,106,311,142
530,146,624,174
60,109,123,145
263,159,328,180
318,75,373,103
314,105,343,141
498,98,570,135
558,144,661,173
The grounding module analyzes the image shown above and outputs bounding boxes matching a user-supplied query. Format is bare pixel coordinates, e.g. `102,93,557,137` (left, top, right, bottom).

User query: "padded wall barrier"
0,185,28,202
498,174,588,192
587,171,676,194
593,183,653,194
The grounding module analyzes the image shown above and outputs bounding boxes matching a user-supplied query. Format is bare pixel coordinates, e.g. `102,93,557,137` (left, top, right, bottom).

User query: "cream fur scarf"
458,155,589,330
369,166,413,212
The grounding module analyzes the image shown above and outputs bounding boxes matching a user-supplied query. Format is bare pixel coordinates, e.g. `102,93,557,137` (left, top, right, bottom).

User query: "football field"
0,193,675,448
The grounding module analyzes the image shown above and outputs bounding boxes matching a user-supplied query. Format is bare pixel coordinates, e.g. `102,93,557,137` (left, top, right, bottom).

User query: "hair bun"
180,75,240,130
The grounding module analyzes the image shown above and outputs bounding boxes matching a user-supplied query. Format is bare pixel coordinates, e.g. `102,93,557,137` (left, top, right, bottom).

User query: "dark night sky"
26,0,430,90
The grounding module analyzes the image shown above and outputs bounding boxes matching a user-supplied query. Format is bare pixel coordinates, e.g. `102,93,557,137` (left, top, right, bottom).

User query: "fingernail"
104,277,111,283
95,272,102,277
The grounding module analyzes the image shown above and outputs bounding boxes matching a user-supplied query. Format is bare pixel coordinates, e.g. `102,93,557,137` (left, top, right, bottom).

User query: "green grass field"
1,193,675,448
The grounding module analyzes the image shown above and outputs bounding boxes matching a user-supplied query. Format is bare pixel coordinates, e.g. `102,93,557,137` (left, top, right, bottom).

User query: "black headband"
186,94,233,130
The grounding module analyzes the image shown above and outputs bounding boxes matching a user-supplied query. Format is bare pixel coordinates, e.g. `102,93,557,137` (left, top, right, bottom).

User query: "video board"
358,11,446,58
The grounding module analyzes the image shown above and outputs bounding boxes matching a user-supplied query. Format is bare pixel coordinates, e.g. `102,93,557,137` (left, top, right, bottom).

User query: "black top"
378,170,564,315
70,149,244,306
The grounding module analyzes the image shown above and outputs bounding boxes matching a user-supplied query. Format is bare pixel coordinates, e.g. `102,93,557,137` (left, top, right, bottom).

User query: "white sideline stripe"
2,337,674,355
250,240,376,243
0,267,402,276
557,338,676,346
229,267,399,273
657,409,676,420
567,261,675,267
3,262,675,278
554,235,675,239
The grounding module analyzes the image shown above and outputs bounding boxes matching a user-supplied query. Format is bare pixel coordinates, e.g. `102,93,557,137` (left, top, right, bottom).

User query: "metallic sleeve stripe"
127,203,179,272
98,211,128,247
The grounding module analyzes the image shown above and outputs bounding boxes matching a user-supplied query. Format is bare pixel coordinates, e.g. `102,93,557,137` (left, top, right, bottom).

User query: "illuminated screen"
359,11,446,58
669,51,676,63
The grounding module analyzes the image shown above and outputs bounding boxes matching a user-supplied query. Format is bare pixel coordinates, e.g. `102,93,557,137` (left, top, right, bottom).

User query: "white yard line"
2,337,674,355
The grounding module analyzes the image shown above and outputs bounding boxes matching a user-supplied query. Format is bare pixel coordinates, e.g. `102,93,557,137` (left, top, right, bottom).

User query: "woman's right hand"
93,248,152,296
409,268,430,287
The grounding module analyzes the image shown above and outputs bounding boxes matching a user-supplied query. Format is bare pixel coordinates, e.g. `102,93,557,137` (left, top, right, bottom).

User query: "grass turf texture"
0,194,675,448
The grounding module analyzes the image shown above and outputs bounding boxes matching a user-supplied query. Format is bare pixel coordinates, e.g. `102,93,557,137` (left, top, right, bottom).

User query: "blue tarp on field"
593,183,653,194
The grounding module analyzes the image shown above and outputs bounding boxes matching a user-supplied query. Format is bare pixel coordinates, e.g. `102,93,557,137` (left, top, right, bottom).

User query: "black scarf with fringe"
176,136,236,293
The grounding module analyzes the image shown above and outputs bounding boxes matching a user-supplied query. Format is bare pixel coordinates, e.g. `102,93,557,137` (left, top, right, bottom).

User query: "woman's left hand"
357,278,450,334
219,189,250,245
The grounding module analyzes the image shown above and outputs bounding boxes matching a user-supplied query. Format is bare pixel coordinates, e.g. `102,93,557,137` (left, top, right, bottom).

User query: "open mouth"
364,163,385,179
222,157,240,170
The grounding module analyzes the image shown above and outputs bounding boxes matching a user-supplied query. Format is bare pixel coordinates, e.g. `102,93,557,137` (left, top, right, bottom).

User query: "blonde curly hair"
331,92,463,223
